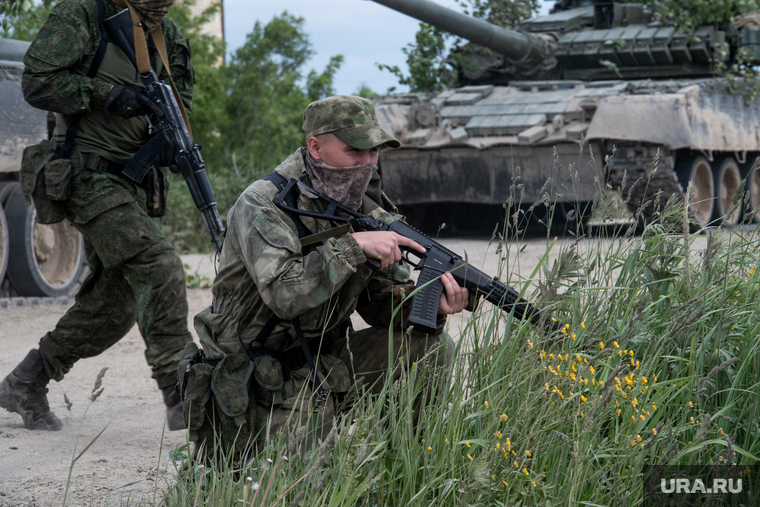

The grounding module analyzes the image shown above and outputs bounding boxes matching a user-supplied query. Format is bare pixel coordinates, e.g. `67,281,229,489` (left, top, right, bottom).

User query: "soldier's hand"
437,272,469,315
353,232,426,271
104,84,163,123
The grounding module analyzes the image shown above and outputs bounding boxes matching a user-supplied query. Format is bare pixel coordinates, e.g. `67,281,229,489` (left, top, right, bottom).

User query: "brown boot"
162,383,185,431
0,349,63,431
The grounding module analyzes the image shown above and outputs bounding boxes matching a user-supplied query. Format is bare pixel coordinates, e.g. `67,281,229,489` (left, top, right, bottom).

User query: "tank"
370,0,760,232
0,37,87,297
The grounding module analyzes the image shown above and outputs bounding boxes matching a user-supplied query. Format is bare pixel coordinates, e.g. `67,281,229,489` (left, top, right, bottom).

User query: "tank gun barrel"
370,0,546,62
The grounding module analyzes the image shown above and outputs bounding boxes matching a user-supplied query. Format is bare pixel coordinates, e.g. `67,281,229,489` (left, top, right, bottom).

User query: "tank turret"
372,0,760,83
368,0,760,235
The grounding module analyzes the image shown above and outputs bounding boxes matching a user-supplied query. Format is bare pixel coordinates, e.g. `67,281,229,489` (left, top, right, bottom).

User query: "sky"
222,0,557,95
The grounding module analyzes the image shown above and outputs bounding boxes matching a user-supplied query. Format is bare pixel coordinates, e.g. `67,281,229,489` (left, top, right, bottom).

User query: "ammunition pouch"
19,140,72,224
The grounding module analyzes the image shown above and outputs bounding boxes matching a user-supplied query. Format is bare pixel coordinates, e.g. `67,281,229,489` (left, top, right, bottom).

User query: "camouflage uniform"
190,97,453,457
0,0,194,431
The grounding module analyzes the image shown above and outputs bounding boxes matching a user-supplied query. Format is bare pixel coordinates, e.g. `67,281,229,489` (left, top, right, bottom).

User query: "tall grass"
147,145,760,506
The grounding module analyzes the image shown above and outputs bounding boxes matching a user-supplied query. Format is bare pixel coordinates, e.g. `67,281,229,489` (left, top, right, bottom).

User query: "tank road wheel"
5,184,86,297
741,155,760,222
676,156,714,227
713,157,742,225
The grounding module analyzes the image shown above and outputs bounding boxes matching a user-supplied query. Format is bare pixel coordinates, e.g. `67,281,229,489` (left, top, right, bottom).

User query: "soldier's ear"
307,136,322,160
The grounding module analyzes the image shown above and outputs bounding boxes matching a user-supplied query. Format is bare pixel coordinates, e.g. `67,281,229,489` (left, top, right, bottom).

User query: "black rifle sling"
255,170,329,407
61,0,109,158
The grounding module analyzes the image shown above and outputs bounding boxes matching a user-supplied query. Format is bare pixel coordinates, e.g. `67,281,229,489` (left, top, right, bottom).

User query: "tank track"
607,148,684,224
0,297,74,309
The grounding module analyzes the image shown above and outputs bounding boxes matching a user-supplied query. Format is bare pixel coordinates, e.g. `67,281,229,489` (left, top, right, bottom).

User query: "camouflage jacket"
22,0,193,163
195,148,433,358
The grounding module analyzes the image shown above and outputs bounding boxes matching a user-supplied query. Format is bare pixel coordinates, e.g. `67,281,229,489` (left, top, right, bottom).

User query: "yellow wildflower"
572,333,576,340
581,321,585,328
532,481,536,487
500,413,508,422
525,450,531,457
466,441,471,448
497,432,503,439
428,446,432,451
640,414,645,420
523,467,529,476
629,350,634,357
468,454,473,461
589,365,596,374
600,381,605,387
445,438,450,444
688,401,693,408
652,404,657,410
484,401,489,409
581,395,587,402
514,460,519,468
600,341,605,349
613,341,620,348
496,442,500,450
503,480,508,486
652,428,657,436
545,383,550,390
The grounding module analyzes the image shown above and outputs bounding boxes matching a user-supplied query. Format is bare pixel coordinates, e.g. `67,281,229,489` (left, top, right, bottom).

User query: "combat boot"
162,383,185,431
0,349,63,431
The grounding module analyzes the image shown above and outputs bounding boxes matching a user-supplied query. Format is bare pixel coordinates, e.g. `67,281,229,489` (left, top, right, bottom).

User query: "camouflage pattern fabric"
302,95,400,149
38,168,190,387
128,0,173,32
192,147,451,458
19,0,194,393
303,148,375,212
22,0,194,164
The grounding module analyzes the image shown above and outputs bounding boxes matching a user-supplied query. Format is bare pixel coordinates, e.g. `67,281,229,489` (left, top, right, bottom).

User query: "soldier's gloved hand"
103,84,163,123
159,139,178,172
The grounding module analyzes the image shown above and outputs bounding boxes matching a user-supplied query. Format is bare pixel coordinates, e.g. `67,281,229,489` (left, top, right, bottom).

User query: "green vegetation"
144,149,757,505
0,0,56,40
642,0,760,33
160,4,345,252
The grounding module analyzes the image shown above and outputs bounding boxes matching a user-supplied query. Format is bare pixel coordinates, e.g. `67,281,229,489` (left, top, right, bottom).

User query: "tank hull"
375,79,760,230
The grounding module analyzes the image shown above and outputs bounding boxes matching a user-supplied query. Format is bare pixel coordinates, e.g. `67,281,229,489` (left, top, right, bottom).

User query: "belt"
70,149,126,176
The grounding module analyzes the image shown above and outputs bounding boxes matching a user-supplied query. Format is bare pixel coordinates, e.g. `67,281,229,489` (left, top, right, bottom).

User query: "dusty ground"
0,231,695,506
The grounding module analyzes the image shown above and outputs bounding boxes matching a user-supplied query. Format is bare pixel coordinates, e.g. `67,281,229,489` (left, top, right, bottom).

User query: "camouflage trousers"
37,166,190,389
190,323,454,459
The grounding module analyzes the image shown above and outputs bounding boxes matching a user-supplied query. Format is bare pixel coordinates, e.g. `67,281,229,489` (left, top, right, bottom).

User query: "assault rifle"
273,178,561,334
103,8,225,252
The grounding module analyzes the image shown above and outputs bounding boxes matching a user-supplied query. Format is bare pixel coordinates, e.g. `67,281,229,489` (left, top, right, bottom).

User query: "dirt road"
0,234,605,506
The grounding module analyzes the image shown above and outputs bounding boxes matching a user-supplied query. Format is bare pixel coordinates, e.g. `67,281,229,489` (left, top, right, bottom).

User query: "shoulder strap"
61,0,109,158
262,171,313,243
255,171,330,407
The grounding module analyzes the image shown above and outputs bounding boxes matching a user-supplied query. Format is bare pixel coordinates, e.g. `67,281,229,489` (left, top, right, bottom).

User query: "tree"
159,11,344,252
378,0,538,93
1,0,57,40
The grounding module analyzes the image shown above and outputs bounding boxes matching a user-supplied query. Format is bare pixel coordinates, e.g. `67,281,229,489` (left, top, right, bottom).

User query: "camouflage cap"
303,95,400,149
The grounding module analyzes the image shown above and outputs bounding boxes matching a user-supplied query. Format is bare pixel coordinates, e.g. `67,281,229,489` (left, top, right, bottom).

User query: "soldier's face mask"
130,0,174,32
304,149,376,212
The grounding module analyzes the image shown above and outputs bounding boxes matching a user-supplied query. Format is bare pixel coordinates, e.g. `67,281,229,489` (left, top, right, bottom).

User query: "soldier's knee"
138,242,184,283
